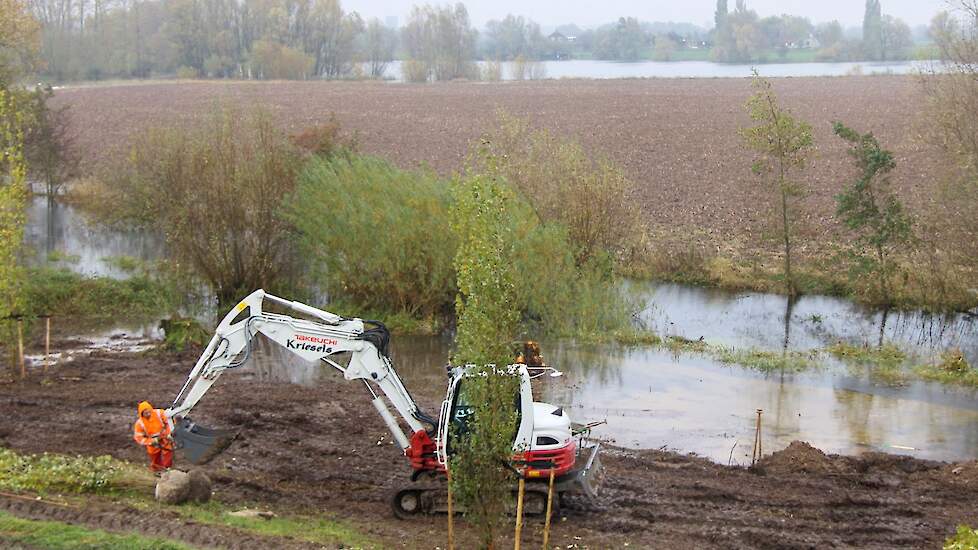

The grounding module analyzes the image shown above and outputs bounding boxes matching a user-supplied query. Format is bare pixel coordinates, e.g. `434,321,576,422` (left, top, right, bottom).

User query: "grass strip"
0,510,195,550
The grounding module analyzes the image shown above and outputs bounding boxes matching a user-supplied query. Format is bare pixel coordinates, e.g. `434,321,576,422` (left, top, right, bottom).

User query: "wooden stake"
514,474,525,550
17,319,25,379
751,409,763,466
542,466,556,550
44,317,51,375
446,463,454,550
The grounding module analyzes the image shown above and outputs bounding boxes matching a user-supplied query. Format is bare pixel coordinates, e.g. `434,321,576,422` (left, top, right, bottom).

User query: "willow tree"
740,73,814,297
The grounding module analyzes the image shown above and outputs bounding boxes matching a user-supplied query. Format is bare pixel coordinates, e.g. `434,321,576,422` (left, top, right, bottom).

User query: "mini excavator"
164,290,603,517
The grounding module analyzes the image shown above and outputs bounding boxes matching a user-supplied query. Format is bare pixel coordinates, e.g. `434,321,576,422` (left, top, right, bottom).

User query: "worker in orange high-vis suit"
133,401,174,472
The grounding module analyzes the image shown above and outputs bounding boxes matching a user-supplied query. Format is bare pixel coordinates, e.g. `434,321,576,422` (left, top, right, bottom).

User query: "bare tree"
362,17,396,78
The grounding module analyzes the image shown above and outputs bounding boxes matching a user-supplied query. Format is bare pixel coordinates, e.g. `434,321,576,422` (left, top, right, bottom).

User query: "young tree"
0,89,28,351
740,74,815,296
833,122,914,305
450,168,520,550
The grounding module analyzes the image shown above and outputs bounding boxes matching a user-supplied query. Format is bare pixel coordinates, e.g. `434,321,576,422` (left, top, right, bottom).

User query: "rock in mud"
229,509,277,520
155,470,191,505
187,470,212,503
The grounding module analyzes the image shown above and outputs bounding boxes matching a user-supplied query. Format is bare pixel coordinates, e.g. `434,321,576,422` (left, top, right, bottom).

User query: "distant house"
549,31,568,43
802,36,821,49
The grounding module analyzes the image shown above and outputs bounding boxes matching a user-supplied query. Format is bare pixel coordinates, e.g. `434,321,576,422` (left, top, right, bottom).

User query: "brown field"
2,350,976,548
54,76,935,250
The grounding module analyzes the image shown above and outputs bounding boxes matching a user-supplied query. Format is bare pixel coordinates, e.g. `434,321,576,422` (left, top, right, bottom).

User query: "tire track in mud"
0,496,326,550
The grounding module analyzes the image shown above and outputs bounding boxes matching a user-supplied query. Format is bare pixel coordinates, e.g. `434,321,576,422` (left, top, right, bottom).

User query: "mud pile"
756,440,851,475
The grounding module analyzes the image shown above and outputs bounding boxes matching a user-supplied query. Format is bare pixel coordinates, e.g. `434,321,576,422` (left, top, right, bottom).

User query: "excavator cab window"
446,375,522,456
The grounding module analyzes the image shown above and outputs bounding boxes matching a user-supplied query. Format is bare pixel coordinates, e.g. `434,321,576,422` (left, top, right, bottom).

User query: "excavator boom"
166,290,431,463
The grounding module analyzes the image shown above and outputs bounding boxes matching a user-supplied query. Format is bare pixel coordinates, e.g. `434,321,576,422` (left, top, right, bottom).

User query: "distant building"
548,31,567,43
385,16,398,29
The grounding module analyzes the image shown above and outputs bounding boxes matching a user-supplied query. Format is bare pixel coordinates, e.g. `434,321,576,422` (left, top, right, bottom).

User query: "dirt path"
1,350,976,548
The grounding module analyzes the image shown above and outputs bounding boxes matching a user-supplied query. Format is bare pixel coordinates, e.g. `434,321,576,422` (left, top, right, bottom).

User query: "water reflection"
638,283,978,364
24,196,164,278
549,345,978,463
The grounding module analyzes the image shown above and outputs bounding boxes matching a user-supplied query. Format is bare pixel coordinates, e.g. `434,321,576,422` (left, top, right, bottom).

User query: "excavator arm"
165,290,434,464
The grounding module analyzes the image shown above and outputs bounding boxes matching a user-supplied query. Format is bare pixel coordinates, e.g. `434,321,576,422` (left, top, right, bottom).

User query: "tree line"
712,0,916,63
22,0,934,83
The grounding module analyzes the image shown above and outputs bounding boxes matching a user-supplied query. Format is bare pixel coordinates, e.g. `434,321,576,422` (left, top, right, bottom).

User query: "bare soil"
2,350,976,548
53,77,935,248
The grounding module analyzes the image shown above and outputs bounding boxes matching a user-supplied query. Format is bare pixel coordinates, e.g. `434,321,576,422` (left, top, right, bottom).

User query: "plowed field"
53,76,934,246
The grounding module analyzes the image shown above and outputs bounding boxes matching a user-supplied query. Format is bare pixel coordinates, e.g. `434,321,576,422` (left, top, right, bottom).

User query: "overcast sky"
342,0,948,30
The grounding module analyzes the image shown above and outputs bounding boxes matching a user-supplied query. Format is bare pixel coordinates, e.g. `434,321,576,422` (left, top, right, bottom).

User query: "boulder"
187,469,212,503
155,470,191,505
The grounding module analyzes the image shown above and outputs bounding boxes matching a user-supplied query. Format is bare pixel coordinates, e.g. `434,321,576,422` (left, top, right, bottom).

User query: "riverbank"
1,349,976,548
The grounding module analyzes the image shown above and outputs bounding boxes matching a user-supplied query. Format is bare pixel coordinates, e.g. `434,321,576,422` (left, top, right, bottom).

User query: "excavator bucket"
556,442,605,501
172,418,238,465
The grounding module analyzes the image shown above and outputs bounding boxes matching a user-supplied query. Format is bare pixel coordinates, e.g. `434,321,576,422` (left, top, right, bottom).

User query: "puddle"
24,322,161,368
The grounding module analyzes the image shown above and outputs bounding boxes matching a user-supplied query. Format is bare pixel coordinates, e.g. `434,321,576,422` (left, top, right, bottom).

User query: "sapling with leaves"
449,165,522,550
740,72,815,297
833,122,914,305
0,88,28,368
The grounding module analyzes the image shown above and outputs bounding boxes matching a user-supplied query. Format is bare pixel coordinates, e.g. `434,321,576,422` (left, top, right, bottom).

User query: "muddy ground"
1,348,976,549
53,76,936,249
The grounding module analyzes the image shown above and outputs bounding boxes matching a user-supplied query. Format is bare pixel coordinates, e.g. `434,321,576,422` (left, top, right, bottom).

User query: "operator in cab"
133,401,174,472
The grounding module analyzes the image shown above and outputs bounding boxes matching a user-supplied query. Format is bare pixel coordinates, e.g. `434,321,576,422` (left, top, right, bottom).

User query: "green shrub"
289,155,457,321
159,317,210,351
290,152,642,341
945,525,978,550
24,267,172,317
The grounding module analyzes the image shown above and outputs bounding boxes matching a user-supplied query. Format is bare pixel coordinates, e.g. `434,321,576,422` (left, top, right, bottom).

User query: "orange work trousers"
148,447,173,472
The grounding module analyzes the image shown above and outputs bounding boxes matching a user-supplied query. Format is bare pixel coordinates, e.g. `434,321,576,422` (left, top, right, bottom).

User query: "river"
379,59,935,82
25,197,978,464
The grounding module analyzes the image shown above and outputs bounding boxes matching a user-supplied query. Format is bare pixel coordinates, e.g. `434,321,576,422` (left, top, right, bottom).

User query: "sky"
341,0,948,30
